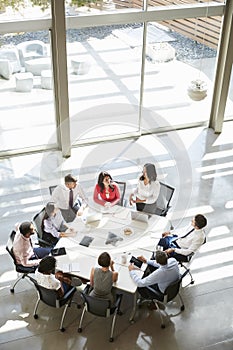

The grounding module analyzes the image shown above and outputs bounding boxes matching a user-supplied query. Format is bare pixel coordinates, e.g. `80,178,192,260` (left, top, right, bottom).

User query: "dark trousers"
158,235,179,249
42,232,59,247
136,202,157,215
157,236,188,261
60,208,77,223
32,246,51,259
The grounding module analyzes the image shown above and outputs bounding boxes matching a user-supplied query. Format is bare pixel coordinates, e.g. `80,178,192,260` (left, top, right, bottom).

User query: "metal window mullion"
51,0,71,158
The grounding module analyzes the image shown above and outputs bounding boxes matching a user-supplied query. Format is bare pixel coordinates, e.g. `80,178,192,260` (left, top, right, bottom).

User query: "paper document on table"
150,231,163,239
113,208,130,220
60,262,80,273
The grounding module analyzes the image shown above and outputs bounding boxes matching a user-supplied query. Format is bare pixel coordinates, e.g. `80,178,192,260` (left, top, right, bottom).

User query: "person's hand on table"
60,232,67,237
104,201,112,208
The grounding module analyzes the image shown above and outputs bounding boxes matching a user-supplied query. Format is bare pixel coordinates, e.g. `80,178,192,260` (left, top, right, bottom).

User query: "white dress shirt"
134,180,160,204
35,270,61,290
51,183,88,210
172,225,206,256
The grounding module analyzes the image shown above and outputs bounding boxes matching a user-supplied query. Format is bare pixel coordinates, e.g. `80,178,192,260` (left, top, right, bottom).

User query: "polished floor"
0,122,233,350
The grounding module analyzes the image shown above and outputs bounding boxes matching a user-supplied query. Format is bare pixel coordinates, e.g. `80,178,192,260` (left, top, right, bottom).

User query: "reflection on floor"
0,122,233,350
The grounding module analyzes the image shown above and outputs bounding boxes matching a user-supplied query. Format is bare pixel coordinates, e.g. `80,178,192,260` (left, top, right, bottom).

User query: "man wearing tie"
51,174,88,223
157,214,207,257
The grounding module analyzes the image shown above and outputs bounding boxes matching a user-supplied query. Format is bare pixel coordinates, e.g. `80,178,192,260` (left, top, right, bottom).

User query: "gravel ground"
0,23,216,63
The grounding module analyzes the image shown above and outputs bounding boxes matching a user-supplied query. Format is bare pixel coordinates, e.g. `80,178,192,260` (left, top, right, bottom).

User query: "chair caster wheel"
34,314,38,319
117,310,123,316
161,324,165,329
78,328,82,333
181,305,185,311
10,289,14,293
191,281,194,284
109,337,114,342
60,327,65,332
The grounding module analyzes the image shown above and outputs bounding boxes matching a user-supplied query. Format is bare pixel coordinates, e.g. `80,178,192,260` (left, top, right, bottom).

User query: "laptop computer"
131,211,149,223
85,212,102,225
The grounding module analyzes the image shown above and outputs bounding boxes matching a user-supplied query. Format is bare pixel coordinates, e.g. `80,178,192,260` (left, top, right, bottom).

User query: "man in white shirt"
51,174,88,222
158,214,207,257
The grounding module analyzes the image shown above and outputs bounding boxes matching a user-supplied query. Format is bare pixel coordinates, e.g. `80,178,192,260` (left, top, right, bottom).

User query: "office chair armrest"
56,286,77,306
115,293,122,309
83,283,92,295
37,237,54,248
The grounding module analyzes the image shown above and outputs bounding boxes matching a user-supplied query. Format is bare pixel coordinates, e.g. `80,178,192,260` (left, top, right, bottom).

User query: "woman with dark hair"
35,256,73,298
42,202,75,247
89,252,118,305
129,163,160,214
93,171,120,207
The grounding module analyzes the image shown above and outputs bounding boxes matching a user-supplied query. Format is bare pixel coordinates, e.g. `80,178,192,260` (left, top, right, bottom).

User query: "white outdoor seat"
0,59,12,79
0,46,21,73
17,40,48,67
71,59,90,75
25,57,51,76
15,72,33,92
41,69,53,89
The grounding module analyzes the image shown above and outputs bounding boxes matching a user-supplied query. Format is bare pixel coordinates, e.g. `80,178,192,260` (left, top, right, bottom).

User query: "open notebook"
60,262,80,273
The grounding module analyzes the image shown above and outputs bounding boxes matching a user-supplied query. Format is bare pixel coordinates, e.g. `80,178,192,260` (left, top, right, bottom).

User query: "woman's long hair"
41,202,55,231
139,163,157,183
97,171,114,192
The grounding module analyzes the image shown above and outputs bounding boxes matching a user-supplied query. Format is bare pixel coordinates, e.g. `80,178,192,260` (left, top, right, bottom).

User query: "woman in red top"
93,171,120,207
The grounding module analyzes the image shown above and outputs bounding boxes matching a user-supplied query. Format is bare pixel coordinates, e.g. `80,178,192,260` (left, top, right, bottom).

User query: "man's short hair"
194,214,207,229
38,256,56,274
64,174,77,183
98,252,111,267
155,250,168,265
19,221,33,236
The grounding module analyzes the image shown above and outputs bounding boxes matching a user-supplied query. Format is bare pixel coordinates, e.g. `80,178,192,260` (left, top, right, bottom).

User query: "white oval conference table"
55,205,169,322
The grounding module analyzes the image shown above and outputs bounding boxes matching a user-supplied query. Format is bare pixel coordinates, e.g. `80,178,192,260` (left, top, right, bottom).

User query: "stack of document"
60,262,80,273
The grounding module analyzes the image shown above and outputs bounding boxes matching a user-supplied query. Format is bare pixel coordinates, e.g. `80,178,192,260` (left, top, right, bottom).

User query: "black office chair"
49,185,57,195
174,236,207,286
6,230,37,293
78,284,122,342
32,207,53,248
137,269,189,328
115,181,126,206
154,182,175,217
32,281,77,332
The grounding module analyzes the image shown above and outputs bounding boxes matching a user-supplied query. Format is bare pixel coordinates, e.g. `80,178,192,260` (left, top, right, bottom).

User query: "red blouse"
93,183,120,206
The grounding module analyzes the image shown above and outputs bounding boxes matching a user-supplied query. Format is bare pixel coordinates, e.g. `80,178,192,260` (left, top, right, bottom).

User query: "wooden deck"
112,0,223,49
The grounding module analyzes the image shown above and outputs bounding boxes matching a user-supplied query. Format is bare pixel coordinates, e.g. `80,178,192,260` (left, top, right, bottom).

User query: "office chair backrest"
115,181,126,206
49,185,57,196
164,278,180,302
33,207,46,240
34,283,59,307
154,182,175,216
164,269,189,303
6,230,17,264
82,293,112,317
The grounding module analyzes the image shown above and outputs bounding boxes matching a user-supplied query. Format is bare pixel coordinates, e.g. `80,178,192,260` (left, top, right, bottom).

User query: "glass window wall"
66,25,142,144
0,30,57,153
